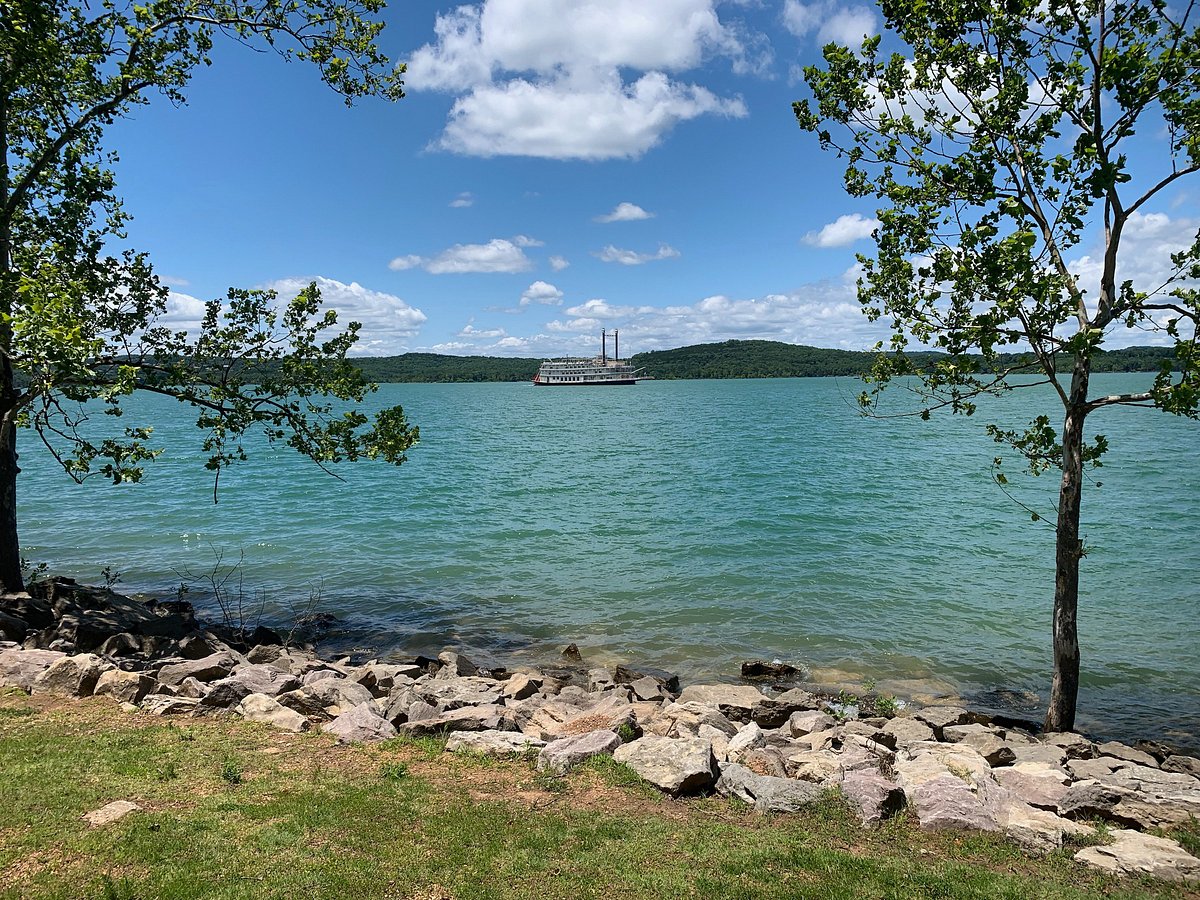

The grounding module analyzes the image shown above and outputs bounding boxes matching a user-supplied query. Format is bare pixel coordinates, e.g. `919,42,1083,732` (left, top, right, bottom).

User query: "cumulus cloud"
388,238,538,274
458,323,508,338
265,276,427,355
520,280,564,306
783,0,877,46
549,255,570,271
449,192,474,208
1068,211,1199,346
407,0,753,160
594,244,681,265
595,202,655,223
803,212,879,247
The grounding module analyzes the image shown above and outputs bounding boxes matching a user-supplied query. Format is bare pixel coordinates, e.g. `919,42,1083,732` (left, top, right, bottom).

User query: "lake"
19,375,1200,749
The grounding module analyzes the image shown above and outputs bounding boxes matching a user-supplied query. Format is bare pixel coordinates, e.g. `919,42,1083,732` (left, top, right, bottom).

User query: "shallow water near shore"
20,374,1200,750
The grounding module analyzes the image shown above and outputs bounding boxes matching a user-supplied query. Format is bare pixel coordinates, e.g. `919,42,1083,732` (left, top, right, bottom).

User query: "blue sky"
107,0,1198,357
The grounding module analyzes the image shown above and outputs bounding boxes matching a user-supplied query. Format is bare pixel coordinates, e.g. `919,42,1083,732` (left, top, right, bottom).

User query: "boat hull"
532,378,638,386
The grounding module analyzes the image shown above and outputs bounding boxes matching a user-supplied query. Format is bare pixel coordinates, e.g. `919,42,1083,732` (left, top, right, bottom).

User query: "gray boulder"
1097,740,1159,768
140,694,201,716
716,762,825,813
156,651,240,687
787,710,835,738
613,735,718,795
502,672,542,701
32,653,111,697
644,701,738,739
437,650,478,677
446,730,546,755
676,684,768,723
274,687,334,722
93,669,154,705
1164,755,1200,778
399,704,513,737
305,677,375,713
879,716,935,750
838,771,907,824
1075,829,1200,882
323,703,396,743
913,705,970,738
414,675,503,709
993,764,1070,810
236,693,310,733
0,649,66,691
537,730,623,774
228,664,301,697
910,773,1004,832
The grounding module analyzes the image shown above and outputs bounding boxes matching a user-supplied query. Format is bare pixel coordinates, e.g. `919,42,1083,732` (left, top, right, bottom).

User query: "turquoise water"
19,375,1200,747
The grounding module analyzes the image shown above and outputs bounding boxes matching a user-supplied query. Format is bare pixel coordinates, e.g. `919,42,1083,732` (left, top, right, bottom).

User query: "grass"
0,689,1196,900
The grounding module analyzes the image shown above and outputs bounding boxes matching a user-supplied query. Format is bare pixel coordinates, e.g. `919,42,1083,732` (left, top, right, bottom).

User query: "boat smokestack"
601,329,607,363
614,329,619,361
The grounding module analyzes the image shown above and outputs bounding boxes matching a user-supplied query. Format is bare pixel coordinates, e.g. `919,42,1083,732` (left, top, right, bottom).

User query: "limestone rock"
913,705,970,738
436,650,478,677
1075,829,1200,882
676,684,768,723
399,704,513,737
323,703,396,743
1067,756,1128,781
275,687,334,722
502,672,542,701
787,710,835,738
32,653,110,697
305,677,375,713
993,764,1070,810
879,716,935,750
0,649,66,691
415,676,503,710
93,669,154,705
1000,801,1094,853
786,749,841,783
726,722,766,762
1097,740,1159,768
537,730,623,774
838,771,906,824
1008,742,1069,768
942,725,1017,767
613,735,717,795
228,664,301,697
1042,731,1096,759
237,693,310,733
446,730,545,755
83,800,141,827
644,701,738,739
140,694,201,716
699,723,731,762
156,651,240,687
716,762,824,813
1163,755,1200,778
629,676,666,702
911,773,1004,832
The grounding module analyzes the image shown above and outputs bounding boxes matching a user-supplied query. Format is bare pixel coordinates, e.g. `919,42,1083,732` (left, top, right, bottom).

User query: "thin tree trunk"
1045,355,1090,733
0,402,20,594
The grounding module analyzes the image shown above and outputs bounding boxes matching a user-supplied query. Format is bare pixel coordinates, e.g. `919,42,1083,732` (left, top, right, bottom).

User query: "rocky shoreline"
2,578,1198,884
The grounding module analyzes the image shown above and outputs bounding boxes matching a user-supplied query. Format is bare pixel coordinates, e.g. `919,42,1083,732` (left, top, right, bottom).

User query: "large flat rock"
1075,829,1200,882
613,735,717,795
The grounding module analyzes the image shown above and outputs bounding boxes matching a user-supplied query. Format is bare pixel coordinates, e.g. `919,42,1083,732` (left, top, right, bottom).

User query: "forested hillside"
348,341,1179,383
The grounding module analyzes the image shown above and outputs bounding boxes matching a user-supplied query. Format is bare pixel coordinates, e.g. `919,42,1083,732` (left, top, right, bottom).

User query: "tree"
795,0,1199,732
0,0,417,594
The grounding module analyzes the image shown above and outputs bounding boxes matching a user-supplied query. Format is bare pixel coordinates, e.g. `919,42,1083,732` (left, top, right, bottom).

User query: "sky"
107,0,1199,358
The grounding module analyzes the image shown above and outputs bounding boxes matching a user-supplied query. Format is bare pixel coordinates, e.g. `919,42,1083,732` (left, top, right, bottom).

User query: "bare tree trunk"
1045,355,1090,733
0,396,20,594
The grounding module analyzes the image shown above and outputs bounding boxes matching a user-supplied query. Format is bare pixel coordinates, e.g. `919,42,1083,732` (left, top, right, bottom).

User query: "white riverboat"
532,330,646,386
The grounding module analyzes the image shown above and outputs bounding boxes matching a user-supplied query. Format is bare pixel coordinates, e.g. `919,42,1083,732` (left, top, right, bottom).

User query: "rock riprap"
2,577,1199,884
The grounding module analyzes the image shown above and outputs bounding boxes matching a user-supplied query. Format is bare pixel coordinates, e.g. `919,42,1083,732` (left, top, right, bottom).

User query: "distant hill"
349,341,1178,383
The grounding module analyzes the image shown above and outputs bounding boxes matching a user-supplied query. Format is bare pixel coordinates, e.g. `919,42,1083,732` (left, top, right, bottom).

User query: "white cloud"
803,212,879,247
449,192,474,208
1068,211,1199,347
265,276,427,356
388,255,423,271
458,323,508,338
408,0,754,160
549,255,570,271
160,290,207,331
595,202,655,223
520,280,564,306
388,238,538,275
594,244,681,265
783,0,877,46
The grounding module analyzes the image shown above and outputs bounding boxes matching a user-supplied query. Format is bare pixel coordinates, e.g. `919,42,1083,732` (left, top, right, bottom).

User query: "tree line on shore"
350,341,1181,383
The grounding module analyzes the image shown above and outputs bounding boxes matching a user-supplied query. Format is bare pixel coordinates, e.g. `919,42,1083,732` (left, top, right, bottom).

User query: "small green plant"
100,565,122,589
19,557,49,584
946,761,972,782
615,722,636,743
875,695,901,716
221,759,243,785
862,677,877,693
532,768,568,793
156,761,178,782
380,762,408,782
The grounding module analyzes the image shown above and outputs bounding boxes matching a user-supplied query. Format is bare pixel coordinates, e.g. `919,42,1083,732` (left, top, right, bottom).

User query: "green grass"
0,692,1195,900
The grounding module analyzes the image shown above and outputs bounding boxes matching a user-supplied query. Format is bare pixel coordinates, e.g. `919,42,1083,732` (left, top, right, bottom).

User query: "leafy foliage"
0,0,413,588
